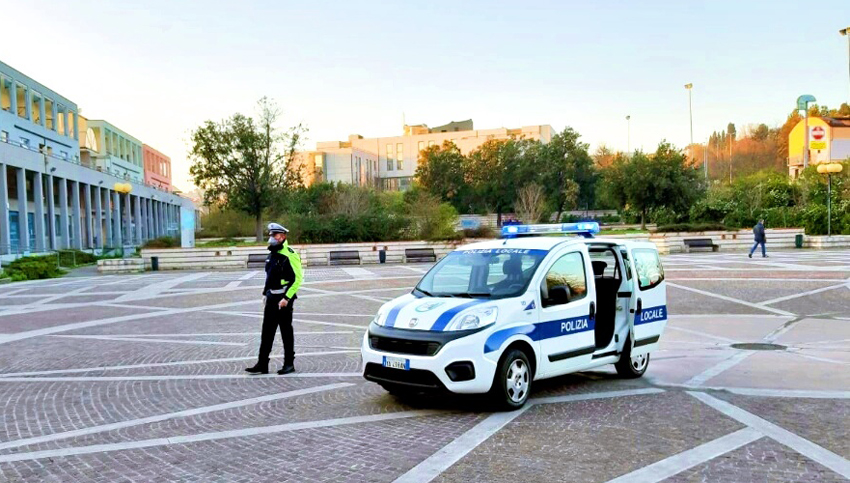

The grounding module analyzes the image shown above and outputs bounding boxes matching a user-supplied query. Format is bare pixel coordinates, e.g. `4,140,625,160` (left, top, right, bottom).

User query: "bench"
404,248,437,263
683,238,719,252
247,253,266,269
329,250,361,265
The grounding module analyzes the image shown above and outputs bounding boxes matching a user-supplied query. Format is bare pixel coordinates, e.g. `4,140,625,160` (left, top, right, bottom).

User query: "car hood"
380,294,495,331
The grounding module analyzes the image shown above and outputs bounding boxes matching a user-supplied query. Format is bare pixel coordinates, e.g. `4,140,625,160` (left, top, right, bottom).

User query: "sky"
4,0,850,191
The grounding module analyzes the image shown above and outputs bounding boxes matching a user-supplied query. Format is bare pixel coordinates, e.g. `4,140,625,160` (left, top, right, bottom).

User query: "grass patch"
196,238,263,248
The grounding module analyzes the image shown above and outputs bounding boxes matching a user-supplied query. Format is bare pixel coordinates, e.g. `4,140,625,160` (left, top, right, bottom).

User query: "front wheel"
490,348,532,410
615,339,649,378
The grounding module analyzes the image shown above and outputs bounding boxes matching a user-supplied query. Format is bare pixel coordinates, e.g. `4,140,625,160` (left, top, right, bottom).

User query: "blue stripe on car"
430,300,490,331
384,298,416,328
635,305,667,325
483,314,594,353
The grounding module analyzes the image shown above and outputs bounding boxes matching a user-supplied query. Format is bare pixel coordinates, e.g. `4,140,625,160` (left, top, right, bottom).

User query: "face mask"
268,236,280,246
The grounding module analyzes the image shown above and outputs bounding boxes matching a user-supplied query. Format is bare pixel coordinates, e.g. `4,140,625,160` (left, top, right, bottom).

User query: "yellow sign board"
810,141,827,150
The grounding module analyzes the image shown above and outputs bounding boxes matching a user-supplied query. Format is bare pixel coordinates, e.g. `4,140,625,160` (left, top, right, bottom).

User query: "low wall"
98,258,145,274
805,235,850,249
647,229,803,254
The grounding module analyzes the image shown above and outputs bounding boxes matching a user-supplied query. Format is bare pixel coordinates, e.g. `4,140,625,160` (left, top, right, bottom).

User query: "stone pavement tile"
119,290,258,309
0,377,320,445
668,280,839,305
773,289,850,317
63,310,261,336
706,350,850,391
436,391,744,483
668,270,845,280
0,413,485,483
529,368,652,398
52,294,123,304
664,436,847,482
0,297,42,306
667,314,789,343
711,393,850,459
774,317,850,346
647,347,737,385
667,285,772,315
313,278,418,293
0,306,154,333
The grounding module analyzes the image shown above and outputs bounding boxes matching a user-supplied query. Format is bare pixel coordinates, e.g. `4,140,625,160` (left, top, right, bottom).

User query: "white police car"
361,223,668,409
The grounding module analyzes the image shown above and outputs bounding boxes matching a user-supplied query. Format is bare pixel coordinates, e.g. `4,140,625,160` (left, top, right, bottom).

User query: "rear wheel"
490,348,532,410
615,338,649,378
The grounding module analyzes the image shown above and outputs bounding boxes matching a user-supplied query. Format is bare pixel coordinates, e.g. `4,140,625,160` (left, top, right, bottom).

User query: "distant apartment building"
143,144,172,192
296,120,554,190
0,59,195,256
79,117,144,183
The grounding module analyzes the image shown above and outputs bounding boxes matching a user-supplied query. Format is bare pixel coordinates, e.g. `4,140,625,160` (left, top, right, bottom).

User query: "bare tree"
515,183,547,224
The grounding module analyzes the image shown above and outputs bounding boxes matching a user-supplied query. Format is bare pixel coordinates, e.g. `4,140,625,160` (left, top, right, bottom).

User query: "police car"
361,222,667,409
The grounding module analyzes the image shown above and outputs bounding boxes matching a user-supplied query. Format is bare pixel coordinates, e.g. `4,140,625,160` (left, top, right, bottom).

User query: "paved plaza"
0,249,848,482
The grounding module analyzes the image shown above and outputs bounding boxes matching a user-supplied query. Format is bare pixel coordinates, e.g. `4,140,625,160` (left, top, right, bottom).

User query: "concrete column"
16,167,29,253
112,191,122,248
134,195,142,244
84,184,93,248
149,198,156,238
123,193,132,245
33,172,45,252
59,178,69,249
104,189,112,248
72,111,79,140
95,186,103,249
140,197,147,241
0,165,10,255
71,181,82,249
152,201,159,238
45,175,56,250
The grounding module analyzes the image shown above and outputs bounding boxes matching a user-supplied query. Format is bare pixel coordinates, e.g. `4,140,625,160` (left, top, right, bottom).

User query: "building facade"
788,117,850,178
297,120,554,190
0,60,194,258
143,144,172,192
79,117,145,183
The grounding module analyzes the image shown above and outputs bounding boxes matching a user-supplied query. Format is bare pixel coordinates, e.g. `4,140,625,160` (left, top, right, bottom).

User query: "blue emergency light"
500,222,600,239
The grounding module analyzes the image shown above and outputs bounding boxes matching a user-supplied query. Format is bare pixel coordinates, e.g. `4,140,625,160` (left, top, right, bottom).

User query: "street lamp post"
626,115,631,153
797,95,817,169
684,83,694,148
840,28,849,101
817,163,844,237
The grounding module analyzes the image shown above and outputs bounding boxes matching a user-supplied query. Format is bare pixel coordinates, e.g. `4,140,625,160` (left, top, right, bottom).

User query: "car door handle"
589,302,595,321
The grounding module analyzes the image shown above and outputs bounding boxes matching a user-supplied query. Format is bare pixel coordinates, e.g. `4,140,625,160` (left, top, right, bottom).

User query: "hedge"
3,256,66,282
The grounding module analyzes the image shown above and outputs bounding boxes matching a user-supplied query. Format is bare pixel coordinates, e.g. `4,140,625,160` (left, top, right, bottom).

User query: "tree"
534,127,596,220
592,144,616,169
466,138,537,222
414,141,469,211
189,97,307,241
515,183,547,223
601,142,704,229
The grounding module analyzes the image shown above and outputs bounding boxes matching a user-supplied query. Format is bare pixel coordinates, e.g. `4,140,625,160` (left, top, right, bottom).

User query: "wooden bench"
247,253,266,269
329,250,361,265
404,248,437,263
683,238,719,252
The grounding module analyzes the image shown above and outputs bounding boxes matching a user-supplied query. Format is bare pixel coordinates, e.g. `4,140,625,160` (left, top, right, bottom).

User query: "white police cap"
267,222,289,234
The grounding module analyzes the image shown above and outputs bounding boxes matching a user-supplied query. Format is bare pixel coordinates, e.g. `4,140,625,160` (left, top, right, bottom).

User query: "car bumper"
360,325,499,394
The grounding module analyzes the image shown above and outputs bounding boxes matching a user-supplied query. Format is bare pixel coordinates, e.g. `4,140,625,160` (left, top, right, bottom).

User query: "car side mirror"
548,285,570,306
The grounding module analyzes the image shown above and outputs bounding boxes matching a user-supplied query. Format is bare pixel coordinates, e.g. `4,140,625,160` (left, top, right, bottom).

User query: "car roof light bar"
501,222,600,239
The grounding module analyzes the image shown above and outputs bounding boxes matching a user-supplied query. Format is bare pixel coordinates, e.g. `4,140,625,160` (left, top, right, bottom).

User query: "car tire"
490,348,532,410
615,339,649,378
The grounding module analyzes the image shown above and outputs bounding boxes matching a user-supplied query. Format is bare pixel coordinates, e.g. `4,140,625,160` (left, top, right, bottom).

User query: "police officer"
246,223,303,375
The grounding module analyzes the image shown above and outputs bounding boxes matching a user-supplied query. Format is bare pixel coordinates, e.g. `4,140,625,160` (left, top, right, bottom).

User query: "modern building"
143,144,172,192
296,120,554,190
0,59,195,258
788,117,850,178
79,117,144,183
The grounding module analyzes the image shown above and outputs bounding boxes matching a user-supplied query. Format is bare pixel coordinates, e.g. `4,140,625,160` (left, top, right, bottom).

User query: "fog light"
445,361,475,382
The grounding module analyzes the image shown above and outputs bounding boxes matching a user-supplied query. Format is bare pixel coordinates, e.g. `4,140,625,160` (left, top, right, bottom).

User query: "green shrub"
3,255,66,281
656,223,730,233
142,237,180,249
57,250,97,267
462,226,496,239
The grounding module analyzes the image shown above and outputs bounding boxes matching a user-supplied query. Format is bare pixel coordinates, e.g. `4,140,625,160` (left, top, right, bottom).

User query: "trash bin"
151,256,159,271
795,234,803,249
379,249,386,264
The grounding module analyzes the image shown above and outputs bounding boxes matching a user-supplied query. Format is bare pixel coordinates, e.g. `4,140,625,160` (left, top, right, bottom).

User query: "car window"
633,248,664,290
416,248,548,299
589,249,620,280
541,251,587,308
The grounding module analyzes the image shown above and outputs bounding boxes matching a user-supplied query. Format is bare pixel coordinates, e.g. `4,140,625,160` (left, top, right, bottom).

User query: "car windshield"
414,248,548,299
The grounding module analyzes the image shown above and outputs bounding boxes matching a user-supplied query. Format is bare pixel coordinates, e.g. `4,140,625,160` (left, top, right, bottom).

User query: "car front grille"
369,335,442,356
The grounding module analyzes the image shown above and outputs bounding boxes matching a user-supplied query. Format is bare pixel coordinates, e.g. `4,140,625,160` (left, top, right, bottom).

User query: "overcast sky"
5,0,850,191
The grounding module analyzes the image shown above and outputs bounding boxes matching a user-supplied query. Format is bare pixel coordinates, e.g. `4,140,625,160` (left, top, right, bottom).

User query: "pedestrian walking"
246,222,303,375
749,219,768,258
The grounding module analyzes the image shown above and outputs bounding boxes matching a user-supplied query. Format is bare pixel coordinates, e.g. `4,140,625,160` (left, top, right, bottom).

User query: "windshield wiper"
415,288,433,297
454,292,492,298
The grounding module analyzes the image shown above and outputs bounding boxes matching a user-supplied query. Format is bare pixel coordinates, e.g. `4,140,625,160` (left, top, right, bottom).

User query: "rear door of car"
624,243,667,356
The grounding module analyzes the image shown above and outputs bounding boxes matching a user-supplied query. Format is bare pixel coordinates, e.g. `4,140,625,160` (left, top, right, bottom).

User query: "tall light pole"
626,115,631,153
841,28,850,101
684,83,694,149
797,95,817,169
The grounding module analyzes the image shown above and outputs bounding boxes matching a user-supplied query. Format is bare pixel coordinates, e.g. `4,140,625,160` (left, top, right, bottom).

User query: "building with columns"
295,120,553,190
79,117,145,183
0,59,195,259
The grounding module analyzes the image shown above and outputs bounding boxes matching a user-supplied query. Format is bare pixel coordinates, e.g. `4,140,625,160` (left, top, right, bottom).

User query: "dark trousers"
749,241,766,257
258,294,295,364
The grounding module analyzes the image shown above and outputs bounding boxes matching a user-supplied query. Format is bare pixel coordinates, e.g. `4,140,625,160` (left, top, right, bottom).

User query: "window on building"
66,111,75,138
396,143,403,170
60,151,68,160
31,91,42,125
386,143,393,171
16,83,27,119
56,105,66,135
0,76,11,112
418,141,425,153
9,211,19,247
0,131,7,143
428,140,435,148
20,137,30,148
44,98,54,130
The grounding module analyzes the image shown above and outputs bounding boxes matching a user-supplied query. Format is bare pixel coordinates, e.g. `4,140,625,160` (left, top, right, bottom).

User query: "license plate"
382,356,410,371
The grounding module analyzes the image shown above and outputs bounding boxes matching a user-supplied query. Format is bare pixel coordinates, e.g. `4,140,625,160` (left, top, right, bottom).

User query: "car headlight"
446,306,498,331
372,311,388,327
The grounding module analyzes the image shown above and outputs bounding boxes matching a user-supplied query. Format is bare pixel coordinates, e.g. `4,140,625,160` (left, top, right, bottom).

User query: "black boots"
245,361,269,375
277,363,295,375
